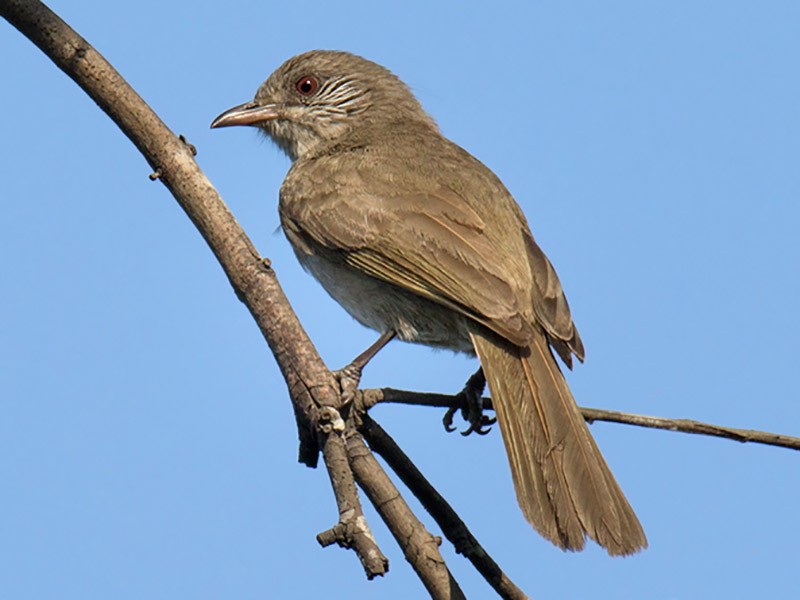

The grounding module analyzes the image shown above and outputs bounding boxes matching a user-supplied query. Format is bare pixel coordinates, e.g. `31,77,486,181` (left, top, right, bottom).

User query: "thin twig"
364,388,800,451
580,408,800,450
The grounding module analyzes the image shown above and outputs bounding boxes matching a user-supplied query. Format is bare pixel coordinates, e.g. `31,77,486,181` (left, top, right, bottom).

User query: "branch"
365,388,800,451
316,407,389,577
2,0,387,581
346,426,467,599
357,411,530,600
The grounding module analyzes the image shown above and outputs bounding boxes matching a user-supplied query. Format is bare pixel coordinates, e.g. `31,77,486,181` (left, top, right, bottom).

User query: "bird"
211,50,646,556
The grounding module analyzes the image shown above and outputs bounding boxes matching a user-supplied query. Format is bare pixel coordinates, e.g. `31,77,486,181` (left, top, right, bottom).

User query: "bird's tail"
470,328,647,556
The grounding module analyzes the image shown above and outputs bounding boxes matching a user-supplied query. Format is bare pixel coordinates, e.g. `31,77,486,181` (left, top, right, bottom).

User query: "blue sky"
2,2,799,598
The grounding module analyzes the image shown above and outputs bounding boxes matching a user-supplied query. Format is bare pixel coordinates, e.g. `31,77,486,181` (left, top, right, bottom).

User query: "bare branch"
365,388,800,451
579,407,800,451
358,411,530,600
1,0,387,580
316,408,389,578
346,427,467,600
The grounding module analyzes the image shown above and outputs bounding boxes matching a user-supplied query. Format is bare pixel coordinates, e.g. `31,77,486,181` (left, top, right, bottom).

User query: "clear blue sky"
2,2,799,598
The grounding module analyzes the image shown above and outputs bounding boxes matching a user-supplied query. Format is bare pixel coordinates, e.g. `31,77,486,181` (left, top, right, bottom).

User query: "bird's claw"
459,385,495,435
443,368,493,436
442,405,459,432
333,363,362,406
461,414,496,436
333,331,396,406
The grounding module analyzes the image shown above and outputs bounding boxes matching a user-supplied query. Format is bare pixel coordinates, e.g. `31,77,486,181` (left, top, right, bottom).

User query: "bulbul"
211,50,646,555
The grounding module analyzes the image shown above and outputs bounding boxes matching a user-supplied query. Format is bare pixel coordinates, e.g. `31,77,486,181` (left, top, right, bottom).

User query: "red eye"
295,75,319,96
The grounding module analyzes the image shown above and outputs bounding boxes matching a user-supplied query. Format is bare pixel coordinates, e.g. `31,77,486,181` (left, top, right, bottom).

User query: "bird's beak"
210,101,280,128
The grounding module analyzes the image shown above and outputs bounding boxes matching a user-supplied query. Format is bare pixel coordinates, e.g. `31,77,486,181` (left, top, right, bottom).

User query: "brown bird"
211,50,646,555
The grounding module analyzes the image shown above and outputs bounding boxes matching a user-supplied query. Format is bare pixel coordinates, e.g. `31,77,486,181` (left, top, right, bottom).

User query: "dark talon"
443,406,459,432
461,414,496,436
443,368,493,436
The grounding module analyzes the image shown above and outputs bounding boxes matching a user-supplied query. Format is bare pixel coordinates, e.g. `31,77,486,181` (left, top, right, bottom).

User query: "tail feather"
470,327,647,556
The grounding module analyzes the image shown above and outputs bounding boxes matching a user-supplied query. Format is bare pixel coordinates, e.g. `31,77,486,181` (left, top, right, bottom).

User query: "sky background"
2,2,799,599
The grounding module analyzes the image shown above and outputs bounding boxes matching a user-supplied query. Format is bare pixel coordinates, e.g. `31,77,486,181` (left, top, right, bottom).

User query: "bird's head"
211,50,435,161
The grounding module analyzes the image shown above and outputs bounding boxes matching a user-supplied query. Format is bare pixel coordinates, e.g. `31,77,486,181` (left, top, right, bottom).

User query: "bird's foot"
334,331,397,406
333,363,362,406
443,368,494,436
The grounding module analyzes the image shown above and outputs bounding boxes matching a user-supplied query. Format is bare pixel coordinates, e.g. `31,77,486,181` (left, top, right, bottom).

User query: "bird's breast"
290,242,475,355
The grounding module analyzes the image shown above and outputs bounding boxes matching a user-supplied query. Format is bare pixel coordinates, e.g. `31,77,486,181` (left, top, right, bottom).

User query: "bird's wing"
281,185,535,347
523,230,585,366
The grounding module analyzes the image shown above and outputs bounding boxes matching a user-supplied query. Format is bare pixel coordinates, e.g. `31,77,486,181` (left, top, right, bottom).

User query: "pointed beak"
210,101,280,129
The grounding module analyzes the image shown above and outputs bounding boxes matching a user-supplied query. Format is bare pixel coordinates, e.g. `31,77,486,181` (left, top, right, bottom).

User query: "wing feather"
282,187,534,345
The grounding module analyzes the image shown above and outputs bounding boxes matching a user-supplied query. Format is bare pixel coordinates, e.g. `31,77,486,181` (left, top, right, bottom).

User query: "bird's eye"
295,75,319,96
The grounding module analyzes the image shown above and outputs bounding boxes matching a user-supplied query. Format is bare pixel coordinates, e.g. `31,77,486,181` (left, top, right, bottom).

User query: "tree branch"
316,407,389,578
364,388,800,451
357,411,530,600
346,427,467,599
1,0,387,581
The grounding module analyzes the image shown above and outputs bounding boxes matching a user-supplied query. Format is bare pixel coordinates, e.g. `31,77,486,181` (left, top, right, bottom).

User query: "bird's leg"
334,330,396,405
443,368,495,436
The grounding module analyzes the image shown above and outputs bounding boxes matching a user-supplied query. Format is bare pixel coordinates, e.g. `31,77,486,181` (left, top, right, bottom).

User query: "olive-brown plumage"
212,50,646,555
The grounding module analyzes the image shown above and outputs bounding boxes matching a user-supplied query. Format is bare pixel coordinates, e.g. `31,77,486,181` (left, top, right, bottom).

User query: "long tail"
470,327,647,556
